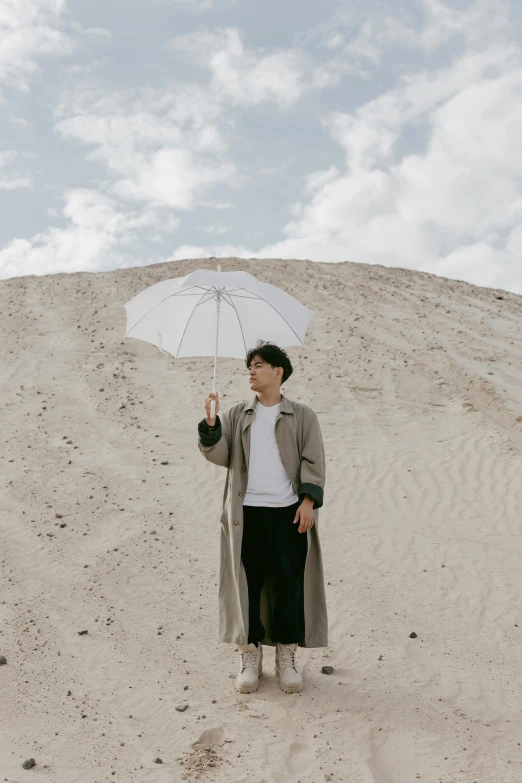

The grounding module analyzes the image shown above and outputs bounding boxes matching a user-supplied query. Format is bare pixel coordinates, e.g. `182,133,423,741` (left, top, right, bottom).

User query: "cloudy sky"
1,0,522,293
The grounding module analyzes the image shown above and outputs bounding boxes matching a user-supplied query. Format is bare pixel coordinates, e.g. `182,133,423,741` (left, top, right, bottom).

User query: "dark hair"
245,340,293,386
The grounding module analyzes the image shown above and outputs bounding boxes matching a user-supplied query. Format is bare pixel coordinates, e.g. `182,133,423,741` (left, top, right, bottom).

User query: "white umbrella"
122,264,313,419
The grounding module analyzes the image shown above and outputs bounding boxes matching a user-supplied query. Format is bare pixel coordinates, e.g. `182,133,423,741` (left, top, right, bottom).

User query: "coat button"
242,467,246,472
239,492,242,497
234,520,239,525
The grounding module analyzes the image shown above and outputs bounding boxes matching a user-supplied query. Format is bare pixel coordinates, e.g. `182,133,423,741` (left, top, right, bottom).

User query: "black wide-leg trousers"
241,500,308,645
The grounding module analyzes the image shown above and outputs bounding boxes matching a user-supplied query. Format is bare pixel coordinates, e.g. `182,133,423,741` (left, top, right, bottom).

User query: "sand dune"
1,257,522,782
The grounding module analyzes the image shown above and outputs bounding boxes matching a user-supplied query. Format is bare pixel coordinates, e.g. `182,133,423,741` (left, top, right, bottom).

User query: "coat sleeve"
298,408,325,509
197,408,232,469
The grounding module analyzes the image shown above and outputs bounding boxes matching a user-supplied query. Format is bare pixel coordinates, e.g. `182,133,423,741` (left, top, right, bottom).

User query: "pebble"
409,632,417,638
22,758,36,769
0,655,7,665
154,757,163,764
175,704,188,712
321,666,334,675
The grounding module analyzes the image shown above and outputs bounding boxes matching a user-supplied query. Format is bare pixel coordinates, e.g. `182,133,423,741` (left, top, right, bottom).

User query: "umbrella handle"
210,398,216,419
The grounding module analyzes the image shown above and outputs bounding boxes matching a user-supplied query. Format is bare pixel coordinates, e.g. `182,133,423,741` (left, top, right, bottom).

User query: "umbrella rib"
227,287,305,346
222,291,248,355
173,286,249,356
217,292,260,300
174,288,215,357
125,285,214,336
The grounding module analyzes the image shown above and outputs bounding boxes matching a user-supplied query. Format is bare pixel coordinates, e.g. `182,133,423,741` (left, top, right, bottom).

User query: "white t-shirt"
243,399,300,508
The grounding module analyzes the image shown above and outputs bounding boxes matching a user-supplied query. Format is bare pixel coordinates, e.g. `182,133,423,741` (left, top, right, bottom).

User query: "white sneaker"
275,643,303,693
236,642,263,693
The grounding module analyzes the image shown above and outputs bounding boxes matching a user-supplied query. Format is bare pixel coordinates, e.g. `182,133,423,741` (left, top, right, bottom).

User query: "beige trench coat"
197,393,328,648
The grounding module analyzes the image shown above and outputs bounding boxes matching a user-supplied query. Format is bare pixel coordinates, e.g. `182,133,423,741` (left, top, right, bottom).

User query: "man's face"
248,355,281,390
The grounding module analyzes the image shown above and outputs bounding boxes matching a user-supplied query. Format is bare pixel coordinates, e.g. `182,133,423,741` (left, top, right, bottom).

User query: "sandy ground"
1,257,522,783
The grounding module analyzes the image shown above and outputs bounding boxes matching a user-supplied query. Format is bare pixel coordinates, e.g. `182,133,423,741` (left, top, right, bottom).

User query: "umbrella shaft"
212,294,221,392
210,290,221,418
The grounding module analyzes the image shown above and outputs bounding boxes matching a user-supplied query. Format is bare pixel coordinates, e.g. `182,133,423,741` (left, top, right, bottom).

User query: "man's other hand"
293,499,315,533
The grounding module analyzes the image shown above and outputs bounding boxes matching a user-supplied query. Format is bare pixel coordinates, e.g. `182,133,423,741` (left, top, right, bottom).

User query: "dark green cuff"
198,415,222,447
298,482,323,509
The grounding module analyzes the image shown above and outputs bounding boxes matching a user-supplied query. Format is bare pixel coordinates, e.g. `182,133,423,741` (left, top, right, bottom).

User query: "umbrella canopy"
122,265,313,418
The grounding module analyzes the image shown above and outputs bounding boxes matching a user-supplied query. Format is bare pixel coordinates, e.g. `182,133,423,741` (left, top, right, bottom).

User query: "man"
197,340,327,694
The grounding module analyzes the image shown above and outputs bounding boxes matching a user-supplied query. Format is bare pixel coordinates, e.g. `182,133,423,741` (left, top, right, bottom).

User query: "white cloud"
199,200,236,210
324,43,520,173
169,0,214,9
341,21,380,63
152,0,242,11
247,37,522,293
303,165,340,195
0,0,75,93
0,150,33,189
54,81,241,210
205,224,231,234
65,58,108,76
8,113,29,127
299,0,510,64
381,0,511,52
69,21,112,39
169,27,342,108
0,189,179,279
111,147,237,209
0,178,32,190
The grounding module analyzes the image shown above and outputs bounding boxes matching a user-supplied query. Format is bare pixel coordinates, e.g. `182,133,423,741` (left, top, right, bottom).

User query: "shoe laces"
277,644,297,670
240,646,259,671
